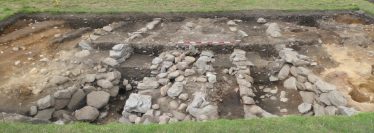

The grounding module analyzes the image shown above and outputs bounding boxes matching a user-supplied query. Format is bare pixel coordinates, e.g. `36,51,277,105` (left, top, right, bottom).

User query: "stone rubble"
230,49,276,118
269,48,358,116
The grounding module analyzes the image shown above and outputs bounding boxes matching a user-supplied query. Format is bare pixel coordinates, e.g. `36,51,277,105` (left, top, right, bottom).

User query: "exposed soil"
0,11,373,123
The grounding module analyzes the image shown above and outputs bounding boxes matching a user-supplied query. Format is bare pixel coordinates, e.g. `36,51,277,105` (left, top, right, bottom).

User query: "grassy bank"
0,0,374,20
0,113,374,133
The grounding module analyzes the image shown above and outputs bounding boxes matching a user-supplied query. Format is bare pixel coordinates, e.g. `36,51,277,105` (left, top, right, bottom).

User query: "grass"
0,113,373,133
0,0,374,21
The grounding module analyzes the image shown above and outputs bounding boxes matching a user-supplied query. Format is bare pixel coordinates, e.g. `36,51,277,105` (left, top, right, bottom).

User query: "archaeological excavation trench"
0,11,373,124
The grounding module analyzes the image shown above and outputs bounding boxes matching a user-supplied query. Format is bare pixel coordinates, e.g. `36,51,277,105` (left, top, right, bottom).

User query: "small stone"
206,72,217,83
152,104,160,110
178,93,189,101
257,18,267,24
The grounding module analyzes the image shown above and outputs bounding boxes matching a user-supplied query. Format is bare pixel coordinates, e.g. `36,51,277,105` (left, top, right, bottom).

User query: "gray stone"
102,57,119,67
74,106,99,121
52,110,71,120
123,93,152,113
168,71,180,79
34,108,55,121
109,86,120,97
29,106,38,116
277,65,290,80
53,89,72,99
183,56,196,64
186,92,219,120
67,89,86,110
37,95,55,110
242,96,255,105
97,79,113,89
206,72,217,83
152,57,163,65
283,77,297,90
266,23,282,37
307,74,320,83
84,74,96,83
175,76,185,82
313,103,326,116
325,106,337,115
78,40,92,50
169,101,179,110
298,103,312,113
176,62,189,70
87,91,110,109
167,82,184,97
172,110,186,121
54,99,70,110
327,90,347,106
315,80,336,92
49,76,69,85
299,91,315,104
159,115,170,124
257,18,267,24
178,93,189,101
137,77,159,90
337,106,358,116
319,93,331,105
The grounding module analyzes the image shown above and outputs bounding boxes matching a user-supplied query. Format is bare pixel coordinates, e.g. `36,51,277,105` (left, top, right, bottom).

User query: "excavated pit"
0,11,373,124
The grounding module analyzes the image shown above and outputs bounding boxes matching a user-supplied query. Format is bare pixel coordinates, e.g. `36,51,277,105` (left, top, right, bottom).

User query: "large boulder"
74,106,100,121
37,95,55,110
87,91,110,109
123,93,152,113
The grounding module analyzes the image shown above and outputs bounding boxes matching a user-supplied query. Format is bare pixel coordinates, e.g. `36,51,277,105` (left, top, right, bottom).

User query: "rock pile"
270,48,358,116
230,49,276,118
120,50,218,124
31,57,127,123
